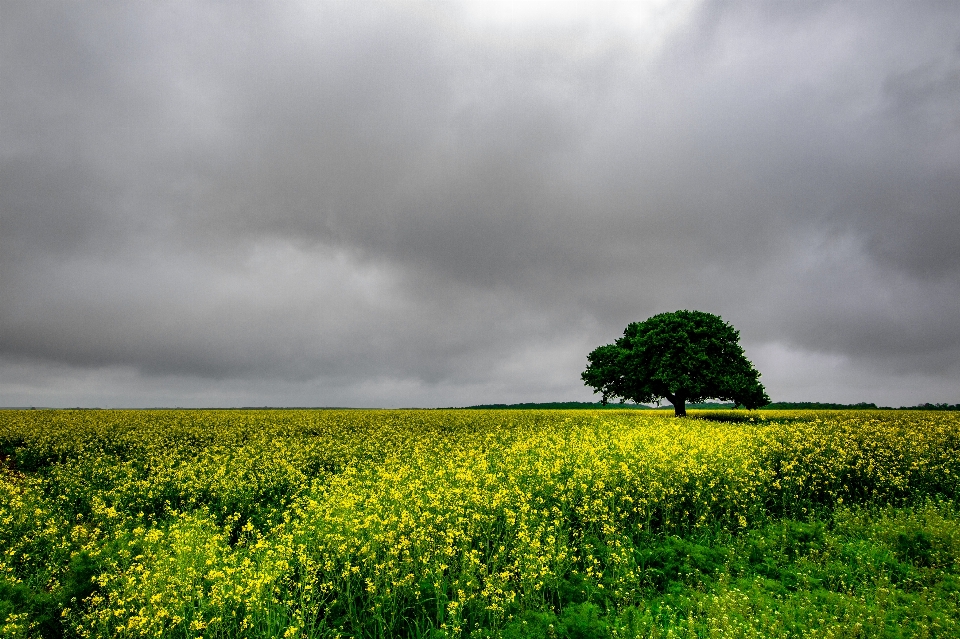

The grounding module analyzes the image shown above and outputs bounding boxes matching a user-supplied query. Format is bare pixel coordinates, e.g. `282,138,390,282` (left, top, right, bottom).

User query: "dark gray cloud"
2,0,959,407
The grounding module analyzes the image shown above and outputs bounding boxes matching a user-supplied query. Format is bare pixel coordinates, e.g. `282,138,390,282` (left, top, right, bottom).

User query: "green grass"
474,500,960,638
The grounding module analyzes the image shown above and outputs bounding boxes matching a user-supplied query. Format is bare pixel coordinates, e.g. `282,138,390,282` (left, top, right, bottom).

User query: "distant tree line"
464,401,960,411
767,402,960,411
464,402,654,410
764,402,880,410
892,403,960,411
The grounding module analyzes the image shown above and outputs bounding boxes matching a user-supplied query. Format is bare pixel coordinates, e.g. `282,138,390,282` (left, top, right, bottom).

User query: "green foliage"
766,402,880,410
491,502,960,638
498,603,611,639
634,535,729,593
582,310,770,416
464,402,654,410
899,403,960,411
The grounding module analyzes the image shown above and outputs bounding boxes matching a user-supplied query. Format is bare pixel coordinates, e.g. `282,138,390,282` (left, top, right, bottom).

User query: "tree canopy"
581,310,769,417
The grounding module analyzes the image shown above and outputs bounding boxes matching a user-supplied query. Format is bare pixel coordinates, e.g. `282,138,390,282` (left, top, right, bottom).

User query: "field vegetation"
1,409,959,638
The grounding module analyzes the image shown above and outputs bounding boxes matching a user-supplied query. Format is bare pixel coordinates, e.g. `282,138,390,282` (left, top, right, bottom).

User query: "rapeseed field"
1,409,958,638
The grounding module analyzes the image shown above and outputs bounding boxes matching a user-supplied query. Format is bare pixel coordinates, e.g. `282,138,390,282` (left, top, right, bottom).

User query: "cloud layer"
3,1,959,407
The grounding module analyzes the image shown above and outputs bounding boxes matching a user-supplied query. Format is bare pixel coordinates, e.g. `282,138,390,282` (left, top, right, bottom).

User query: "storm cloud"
2,1,959,407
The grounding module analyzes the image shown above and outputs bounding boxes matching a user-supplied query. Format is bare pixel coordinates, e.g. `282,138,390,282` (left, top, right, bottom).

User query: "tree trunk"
665,393,686,417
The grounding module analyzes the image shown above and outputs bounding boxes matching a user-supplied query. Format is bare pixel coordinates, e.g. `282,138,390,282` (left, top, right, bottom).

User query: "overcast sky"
2,0,959,408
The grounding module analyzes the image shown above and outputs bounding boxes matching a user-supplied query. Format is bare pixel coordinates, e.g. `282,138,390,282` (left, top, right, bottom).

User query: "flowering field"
1,409,959,638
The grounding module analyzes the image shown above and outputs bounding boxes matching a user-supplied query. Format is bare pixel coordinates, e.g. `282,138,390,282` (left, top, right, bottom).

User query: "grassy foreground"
1,409,959,638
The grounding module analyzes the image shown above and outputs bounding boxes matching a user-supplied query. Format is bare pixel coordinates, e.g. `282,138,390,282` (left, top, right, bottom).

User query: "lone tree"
582,310,769,417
